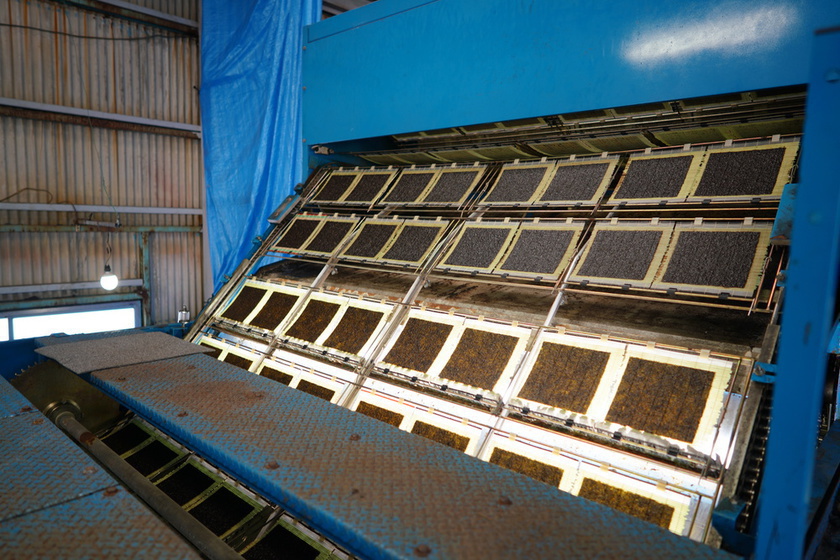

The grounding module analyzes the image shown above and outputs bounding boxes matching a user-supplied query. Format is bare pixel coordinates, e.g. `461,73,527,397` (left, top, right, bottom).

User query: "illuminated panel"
570,223,672,288
577,478,675,530
381,317,456,374
379,221,448,265
495,223,582,280
283,300,341,344
612,152,703,203
652,224,771,297
258,366,292,386
687,141,799,201
411,421,469,451
273,217,321,252
482,163,552,205
489,448,564,487
419,167,484,205
300,219,357,256
537,159,617,205
261,349,357,405
323,307,386,355
382,169,440,204
438,223,517,273
518,343,610,414
340,170,396,204
222,353,253,371
606,358,712,443
482,419,707,537
311,171,359,202
249,291,300,331
220,286,267,323
355,401,404,427
437,328,519,391
340,220,400,261
600,346,736,450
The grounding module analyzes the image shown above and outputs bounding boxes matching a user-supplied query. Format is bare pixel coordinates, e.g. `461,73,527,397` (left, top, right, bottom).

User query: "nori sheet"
661,231,760,288
383,318,454,373
304,221,353,254
384,172,434,203
200,343,223,359
498,229,574,274
382,225,441,263
356,401,404,427
438,328,518,390
249,292,299,331
223,354,253,371
276,219,319,250
343,223,398,258
518,342,609,413
284,300,340,343
411,420,469,451
485,167,547,202
260,367,292,386
295,379,336,401
578,478,674,529
489,448,563,487
443,227,510,269
344,173,390,202
576,230,662,281
614,156,692,200
313,174,355,202
221,286,265,323
606,357,714,442
694,148,785,197
423,170,479,203
540,163,610,202
323,306,384,354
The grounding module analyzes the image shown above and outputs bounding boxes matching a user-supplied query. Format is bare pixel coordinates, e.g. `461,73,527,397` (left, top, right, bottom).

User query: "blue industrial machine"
2,2,839,558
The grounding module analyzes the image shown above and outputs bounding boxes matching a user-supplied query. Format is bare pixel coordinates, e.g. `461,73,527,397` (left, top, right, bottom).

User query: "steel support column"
756,25,840,559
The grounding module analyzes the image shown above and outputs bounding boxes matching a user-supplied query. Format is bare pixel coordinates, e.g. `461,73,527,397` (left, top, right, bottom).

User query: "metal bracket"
829,319,840,354
752,361,777,384
712,497,755,556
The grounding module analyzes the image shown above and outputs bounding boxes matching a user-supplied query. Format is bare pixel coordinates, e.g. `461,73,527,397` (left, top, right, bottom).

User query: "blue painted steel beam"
755,24,840,559
90,352,733,560
302,0,840,144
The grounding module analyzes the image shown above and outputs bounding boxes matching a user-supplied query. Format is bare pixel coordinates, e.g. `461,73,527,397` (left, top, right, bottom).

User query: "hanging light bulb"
100,264,119,291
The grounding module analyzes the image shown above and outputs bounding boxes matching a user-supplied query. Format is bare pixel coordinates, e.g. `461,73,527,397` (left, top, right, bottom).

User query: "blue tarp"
201,0,321,289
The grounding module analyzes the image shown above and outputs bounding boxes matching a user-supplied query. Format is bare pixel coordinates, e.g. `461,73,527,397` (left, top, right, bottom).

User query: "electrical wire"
0,22,183,41
0,187,54,203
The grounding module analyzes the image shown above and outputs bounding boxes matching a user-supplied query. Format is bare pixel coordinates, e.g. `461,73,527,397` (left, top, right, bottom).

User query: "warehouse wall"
0,0,207,325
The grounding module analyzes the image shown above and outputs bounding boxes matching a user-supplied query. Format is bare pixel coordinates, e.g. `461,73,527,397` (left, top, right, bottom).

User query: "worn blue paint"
829,320,840,355
771,183,798,242
755,25,840,560
712,498,754,556
0,376,35,417
302,0,840,144
0,406,199,558
90,352,732,560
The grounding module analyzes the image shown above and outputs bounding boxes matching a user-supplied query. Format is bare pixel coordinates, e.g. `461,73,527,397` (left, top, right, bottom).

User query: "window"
1,302,141,341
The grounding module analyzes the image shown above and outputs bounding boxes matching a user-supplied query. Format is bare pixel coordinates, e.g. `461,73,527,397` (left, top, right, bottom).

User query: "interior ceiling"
322,0,377,18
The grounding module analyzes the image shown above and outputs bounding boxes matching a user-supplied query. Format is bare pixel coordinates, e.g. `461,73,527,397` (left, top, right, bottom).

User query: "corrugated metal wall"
0,0,205,325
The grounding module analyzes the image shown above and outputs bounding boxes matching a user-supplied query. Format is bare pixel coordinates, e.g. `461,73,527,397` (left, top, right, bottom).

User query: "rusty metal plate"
0,376,34,418
91,354,734,560
0,411,117,521
0,486,200,559
35,331,212,373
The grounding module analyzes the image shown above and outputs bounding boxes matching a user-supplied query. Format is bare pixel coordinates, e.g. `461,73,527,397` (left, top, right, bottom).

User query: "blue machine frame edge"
756,25,840,559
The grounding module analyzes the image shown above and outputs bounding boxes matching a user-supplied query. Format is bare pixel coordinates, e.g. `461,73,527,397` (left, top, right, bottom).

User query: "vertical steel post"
140,232,152,326
756,25,840,559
